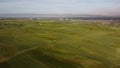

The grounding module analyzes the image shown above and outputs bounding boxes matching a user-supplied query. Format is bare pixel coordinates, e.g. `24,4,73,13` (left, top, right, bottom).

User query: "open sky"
0,0,120,16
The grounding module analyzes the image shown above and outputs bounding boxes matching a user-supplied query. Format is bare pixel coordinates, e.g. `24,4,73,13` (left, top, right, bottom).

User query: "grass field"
0,19,120,68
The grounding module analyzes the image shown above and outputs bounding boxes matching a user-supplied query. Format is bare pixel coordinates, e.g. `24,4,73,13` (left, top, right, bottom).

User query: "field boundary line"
0,46,39,63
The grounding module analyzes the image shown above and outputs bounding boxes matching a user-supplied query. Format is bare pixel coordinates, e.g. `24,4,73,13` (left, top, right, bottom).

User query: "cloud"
0,0,120,16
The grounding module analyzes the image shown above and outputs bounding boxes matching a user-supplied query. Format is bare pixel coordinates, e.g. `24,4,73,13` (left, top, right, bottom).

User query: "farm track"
0,46,39,63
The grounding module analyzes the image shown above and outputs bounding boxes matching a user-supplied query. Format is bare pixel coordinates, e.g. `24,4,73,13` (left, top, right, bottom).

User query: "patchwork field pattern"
0,19,120,68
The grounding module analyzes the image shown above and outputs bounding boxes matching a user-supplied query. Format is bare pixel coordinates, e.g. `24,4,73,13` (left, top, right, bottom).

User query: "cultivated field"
0,19,120,68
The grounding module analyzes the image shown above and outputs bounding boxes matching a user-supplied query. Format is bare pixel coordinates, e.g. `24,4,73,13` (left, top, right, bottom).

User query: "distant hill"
0,14,120,20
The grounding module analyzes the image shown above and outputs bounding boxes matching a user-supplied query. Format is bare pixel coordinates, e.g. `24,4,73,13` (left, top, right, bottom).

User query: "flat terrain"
0,19,120,68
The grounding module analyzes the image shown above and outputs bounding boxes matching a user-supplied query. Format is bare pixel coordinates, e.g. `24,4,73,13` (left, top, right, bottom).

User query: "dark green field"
0,19,120,68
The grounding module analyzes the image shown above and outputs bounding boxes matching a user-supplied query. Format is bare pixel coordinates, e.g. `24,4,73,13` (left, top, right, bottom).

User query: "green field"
0,19,120,68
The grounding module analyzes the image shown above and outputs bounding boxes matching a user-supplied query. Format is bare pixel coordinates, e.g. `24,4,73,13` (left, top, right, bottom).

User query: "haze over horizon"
0,0,120,17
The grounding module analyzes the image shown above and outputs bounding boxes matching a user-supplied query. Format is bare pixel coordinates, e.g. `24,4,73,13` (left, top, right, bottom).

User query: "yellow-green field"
0,19,120,68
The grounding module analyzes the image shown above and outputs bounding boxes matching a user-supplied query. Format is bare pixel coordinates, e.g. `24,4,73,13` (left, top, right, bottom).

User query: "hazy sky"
0,0,120,16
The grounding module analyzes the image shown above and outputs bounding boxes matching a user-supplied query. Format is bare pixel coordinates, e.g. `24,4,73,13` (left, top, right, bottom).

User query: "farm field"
0,19,120,68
